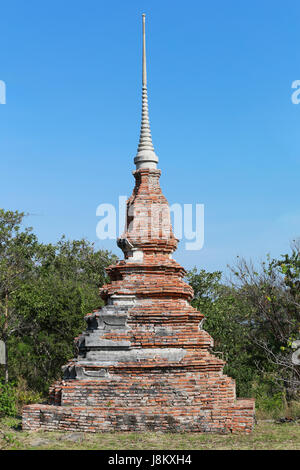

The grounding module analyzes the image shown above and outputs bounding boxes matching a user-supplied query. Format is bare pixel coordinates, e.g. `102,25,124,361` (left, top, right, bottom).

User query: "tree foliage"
0,209,38,381
0,209,116,392
228,242,300,399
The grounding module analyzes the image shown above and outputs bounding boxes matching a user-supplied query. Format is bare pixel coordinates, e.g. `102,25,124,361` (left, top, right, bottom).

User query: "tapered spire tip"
134,14,158,170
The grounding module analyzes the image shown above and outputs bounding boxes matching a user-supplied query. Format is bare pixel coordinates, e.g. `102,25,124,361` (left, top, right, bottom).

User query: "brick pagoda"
22,15,255,433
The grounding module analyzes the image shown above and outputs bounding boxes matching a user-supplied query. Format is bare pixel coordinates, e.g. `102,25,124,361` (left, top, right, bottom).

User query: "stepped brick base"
23,369,255,433
23,399,254,433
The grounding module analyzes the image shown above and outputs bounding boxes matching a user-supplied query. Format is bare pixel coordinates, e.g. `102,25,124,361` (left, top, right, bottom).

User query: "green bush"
14,378,44,411
0,381,17,417
251,377,286,418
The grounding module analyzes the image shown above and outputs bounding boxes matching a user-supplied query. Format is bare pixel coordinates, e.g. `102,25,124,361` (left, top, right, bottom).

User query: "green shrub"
14,378,44,411
252,377,286,418
0,381,17,417
285,400,300,419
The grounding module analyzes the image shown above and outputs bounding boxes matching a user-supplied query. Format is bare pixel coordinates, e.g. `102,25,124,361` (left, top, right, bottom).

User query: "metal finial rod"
142,13,147,87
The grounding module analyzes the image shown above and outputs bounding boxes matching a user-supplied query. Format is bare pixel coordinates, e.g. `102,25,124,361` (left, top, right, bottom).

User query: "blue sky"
0,0,299,274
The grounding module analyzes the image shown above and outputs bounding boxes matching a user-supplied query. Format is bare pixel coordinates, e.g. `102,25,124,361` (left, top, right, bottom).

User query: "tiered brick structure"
22,14,255,433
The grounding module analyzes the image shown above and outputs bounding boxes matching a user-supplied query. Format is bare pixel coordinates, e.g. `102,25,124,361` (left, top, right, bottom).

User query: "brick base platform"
23,399,254,433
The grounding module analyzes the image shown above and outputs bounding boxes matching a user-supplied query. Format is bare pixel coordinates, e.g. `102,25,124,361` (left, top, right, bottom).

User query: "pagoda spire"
22,14,255,437
134,13,159,170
